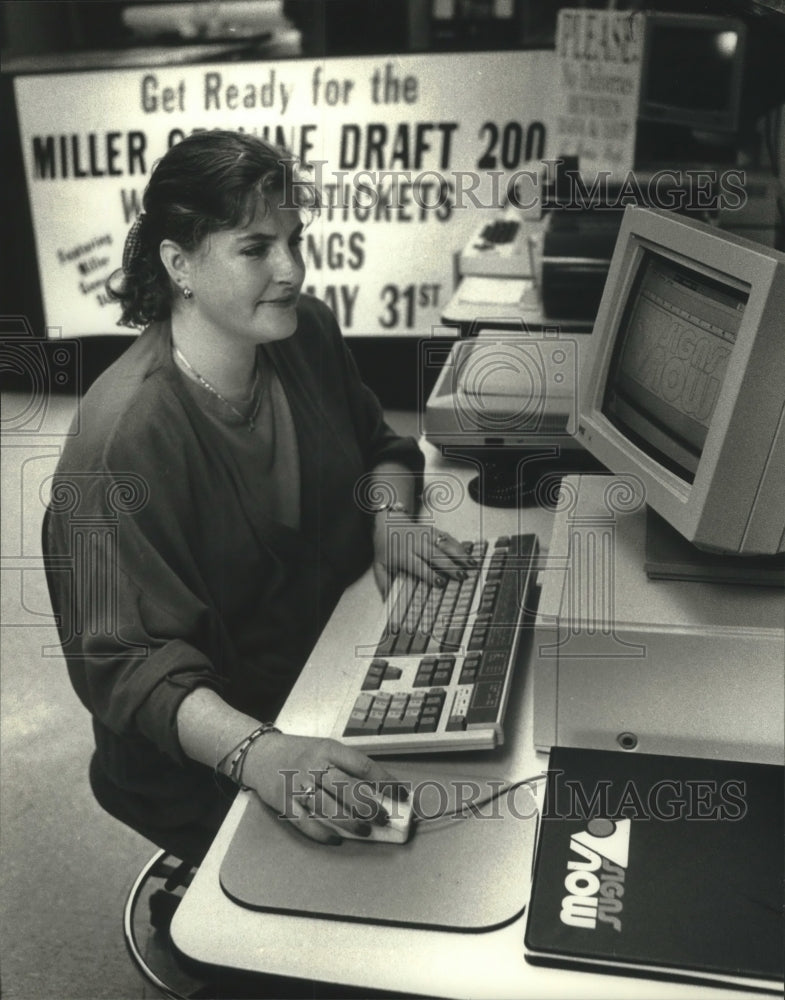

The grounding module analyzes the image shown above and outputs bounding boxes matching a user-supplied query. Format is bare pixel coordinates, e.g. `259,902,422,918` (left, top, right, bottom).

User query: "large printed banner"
14,51,555,337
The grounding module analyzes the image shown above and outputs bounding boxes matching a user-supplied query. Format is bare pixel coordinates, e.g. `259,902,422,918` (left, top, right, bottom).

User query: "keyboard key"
383,719,417,735
375,628,397,656
466,680,504,726
389,575,417,631
420,581,447,636
459,653,481,684
418,694,444,732
408,629,431,656
398,580,428,654
350,693,374,713
467,627,488,651
485,557,525,651
446,686,471,731
478,649,508,677
485,626,515,653
366,694,392,734
343,693,376,736
361,659,388,691
397,711,422,733
441,578,462,605
443,620,467,652
376,575,417,655
381,694,411,733
430,579,461,649
418,691,447,733
414,656,437,687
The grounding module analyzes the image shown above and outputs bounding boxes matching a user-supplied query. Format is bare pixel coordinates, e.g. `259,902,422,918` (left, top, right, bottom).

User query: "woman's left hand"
371,514,477,597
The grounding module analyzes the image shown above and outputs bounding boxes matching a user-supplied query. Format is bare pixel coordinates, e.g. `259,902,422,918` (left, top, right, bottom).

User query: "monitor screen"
603,251,748,483
638,14,746,133
647,25,740,114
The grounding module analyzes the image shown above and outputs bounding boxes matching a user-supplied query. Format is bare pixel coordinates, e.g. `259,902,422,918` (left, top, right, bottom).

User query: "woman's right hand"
240,731,408,844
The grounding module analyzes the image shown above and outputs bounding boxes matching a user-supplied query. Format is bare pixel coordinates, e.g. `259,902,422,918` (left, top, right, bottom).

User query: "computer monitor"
638,12,747,135
577,205,785,556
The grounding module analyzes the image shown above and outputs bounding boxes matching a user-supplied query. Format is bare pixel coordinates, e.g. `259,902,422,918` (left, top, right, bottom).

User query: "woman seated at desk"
45,130,474,865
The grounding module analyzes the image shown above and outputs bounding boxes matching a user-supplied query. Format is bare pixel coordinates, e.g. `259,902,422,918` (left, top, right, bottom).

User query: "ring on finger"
434,532,449,548
294,784,317,801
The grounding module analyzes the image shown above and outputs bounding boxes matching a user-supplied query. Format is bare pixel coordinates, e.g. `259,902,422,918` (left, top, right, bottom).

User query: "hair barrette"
121,212,147,272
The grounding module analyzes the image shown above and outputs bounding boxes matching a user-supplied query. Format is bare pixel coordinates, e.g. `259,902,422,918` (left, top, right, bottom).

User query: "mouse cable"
413,772,547,834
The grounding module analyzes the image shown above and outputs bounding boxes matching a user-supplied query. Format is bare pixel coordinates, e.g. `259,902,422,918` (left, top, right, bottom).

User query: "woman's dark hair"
108,130,319,328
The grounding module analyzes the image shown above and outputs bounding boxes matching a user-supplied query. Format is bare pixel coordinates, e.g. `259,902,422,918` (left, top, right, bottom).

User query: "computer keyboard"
477,219,521,245
332,533,539,753
459,211,544,279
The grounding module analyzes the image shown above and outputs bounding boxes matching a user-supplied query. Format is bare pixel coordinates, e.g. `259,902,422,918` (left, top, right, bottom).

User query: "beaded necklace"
174,346,262,432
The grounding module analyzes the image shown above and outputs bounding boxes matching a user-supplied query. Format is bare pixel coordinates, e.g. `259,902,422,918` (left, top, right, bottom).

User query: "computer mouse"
335,791,415,845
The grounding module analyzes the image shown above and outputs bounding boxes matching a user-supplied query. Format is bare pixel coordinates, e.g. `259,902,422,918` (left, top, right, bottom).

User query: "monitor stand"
644,507,785,588
441,445,608,509
533,475,785,763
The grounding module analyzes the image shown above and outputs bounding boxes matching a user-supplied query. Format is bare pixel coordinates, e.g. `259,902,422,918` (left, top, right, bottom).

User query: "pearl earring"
182,286,194,300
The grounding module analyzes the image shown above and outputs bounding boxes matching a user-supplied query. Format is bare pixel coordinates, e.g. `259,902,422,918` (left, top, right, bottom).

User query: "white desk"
170,447,768,999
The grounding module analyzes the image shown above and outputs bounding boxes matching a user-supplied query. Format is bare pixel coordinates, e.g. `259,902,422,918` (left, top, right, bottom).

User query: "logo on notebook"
559,818,630,933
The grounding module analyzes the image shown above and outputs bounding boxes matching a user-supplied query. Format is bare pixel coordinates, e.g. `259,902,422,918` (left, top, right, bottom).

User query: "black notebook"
525,747,784,993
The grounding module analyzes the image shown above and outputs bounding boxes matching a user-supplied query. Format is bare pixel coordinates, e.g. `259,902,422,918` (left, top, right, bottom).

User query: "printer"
540,206,624,323
422,328,585,451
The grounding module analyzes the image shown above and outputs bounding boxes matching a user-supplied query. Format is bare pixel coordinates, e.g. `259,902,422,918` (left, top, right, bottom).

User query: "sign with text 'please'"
553,8,643,183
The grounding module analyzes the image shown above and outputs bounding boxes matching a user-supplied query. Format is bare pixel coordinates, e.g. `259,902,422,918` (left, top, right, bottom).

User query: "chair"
124,852,350,1000
123,849,215,1000
40,512,420,999
41,508,212,999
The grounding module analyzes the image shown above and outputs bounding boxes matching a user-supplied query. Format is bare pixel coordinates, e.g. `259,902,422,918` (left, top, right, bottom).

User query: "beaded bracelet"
219,722,281,791
372,499,410,515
